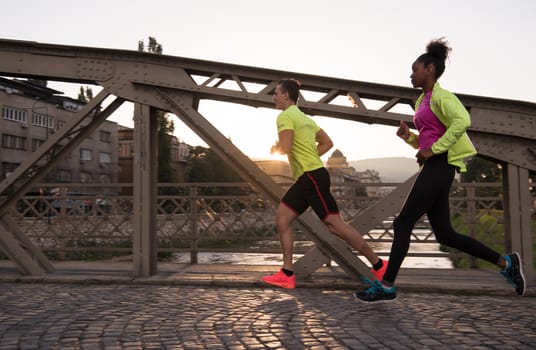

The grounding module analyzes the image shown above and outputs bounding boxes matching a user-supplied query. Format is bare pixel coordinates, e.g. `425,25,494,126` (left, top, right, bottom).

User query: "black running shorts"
281,167,339,221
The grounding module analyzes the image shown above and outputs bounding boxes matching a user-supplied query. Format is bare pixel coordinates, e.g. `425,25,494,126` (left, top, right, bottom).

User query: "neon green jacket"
406,82,476,172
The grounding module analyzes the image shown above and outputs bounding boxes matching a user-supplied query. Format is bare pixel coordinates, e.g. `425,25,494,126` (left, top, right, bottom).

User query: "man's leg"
261,201,300,289
275,202,299,271
323,214,379,265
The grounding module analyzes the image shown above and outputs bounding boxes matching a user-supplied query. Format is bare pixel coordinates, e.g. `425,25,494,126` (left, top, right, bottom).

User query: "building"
117,126,190,192
253,150,384,197
0,78,118,192
325,149,382,197
117,126,134,186
253,159,293,184
171,135,190,182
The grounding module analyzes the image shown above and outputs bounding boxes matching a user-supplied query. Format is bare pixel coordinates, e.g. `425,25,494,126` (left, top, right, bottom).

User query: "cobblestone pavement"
0,283,535,349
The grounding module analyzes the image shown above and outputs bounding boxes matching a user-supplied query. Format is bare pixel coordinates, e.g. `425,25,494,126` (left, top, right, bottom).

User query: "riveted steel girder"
0,39,534,281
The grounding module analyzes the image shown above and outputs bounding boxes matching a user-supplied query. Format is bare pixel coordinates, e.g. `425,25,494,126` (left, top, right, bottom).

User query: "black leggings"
382,153,501,284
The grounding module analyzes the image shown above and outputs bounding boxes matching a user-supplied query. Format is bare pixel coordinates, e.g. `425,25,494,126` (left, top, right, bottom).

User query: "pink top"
414,91,446,150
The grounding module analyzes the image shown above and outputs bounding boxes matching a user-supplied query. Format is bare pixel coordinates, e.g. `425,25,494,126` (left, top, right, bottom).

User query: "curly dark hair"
416,37,452,79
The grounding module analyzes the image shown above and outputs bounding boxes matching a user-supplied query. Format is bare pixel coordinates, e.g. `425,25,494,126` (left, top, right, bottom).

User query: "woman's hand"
416,148,434,164
396,121,410,140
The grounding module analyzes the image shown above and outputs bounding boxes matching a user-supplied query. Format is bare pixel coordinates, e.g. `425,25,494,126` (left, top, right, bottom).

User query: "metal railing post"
190,185,199,264
466,185,478,268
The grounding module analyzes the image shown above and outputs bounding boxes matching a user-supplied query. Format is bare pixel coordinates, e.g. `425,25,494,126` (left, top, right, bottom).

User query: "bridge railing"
4,181,534,270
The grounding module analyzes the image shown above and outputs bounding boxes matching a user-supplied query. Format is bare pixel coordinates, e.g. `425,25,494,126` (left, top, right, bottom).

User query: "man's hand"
270,142,279,155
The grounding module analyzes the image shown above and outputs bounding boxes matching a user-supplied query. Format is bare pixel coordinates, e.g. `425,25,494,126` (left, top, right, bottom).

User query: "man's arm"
316,129,333,156
273,129,294,154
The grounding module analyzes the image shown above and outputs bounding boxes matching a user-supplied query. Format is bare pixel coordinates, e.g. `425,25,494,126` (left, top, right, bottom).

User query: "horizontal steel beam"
0,39,534,131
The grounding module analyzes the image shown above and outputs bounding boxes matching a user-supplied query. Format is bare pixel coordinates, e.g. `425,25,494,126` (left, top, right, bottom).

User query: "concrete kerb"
0,260,534,297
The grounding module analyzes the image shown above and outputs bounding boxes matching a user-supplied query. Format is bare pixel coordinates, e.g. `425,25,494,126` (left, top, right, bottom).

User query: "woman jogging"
355,38,526,302
262,79,387,289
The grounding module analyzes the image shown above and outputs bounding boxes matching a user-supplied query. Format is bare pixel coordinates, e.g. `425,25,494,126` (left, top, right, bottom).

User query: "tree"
138,36,162,54
156,115,176,183
77,86,93,102
459,156,503,210
186,146,245,195
461,157,501,183
461,157,502,198
137,37,175,184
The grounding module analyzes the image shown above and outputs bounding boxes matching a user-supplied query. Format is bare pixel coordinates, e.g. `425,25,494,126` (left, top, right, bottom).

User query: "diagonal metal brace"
152,87,375,281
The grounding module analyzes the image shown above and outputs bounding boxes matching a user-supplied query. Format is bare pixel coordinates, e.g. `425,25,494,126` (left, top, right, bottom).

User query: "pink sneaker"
262,268,296,289
372,259,388,281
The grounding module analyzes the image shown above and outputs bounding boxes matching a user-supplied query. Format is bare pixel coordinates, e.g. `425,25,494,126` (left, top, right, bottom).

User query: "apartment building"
0,78,118,191
118,126,190,190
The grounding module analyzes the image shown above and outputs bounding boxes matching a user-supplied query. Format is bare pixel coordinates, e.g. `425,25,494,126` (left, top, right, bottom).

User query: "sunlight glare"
267,152,288,162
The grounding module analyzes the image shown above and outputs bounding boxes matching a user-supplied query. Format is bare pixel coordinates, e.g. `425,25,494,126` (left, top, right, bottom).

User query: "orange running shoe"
373,259,388,281
361,259,389,285
262,268,296,289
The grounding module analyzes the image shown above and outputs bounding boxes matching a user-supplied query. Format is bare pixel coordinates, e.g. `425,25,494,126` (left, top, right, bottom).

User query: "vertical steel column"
132,103,158,277
503,164,534,284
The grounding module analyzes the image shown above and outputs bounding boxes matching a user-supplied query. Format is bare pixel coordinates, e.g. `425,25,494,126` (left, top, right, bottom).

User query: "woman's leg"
382,155,449,285
426,168,501,265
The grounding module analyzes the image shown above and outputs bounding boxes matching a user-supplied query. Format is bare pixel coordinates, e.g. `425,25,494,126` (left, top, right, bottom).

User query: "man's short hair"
278,79,301,103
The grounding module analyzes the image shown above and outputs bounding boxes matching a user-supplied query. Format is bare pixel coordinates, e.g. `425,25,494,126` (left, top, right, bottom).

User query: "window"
1,162,20,179
56,169,71,182
2,134,26,150
80,149,92,162
31,139,45,152
32,112,54,129
80,172,92,183
99,130,111,143
56,120,65,130
99,174,111,183
119,142,133,158
99,152,111,164
2,106,27,123
0,86,20,94
63,100,83,112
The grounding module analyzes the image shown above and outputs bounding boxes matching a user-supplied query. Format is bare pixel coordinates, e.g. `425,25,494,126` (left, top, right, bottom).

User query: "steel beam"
152,87,375,281
0,90,112,201
0,216,54,275
470,132,536,171
503,164,534,283
0,39,534,282
295,173,419,273
0,90,123,276
132,104,158,277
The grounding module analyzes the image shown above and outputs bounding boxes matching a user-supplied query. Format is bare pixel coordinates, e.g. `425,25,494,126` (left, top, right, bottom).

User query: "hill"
349,157,419,183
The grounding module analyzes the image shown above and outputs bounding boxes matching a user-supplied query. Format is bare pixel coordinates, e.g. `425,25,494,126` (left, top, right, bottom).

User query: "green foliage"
138,36,163,54
461,157,502,197
136,36,176,188
40,239,173,261
531,170,536,196
461,157,501,183
442,210,505,269
185,146,246,195
156,111,176,184
43,239,132,261
77,86,94,103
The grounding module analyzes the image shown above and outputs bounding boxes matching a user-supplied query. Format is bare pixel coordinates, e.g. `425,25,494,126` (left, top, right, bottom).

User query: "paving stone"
0,283,535,349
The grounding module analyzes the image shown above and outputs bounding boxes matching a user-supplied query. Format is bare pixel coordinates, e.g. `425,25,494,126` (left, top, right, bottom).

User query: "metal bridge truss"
0,39,534,283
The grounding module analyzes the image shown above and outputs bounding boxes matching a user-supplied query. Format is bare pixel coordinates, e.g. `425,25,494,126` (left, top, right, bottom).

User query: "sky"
2,0,535,162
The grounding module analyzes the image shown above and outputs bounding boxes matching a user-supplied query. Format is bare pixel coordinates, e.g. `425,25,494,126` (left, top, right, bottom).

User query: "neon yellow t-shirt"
276,105,323,179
